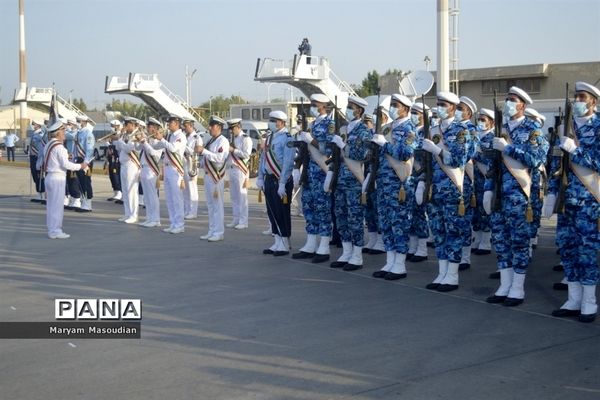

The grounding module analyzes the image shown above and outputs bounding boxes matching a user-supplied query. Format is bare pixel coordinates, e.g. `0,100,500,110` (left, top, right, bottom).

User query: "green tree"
355,70,380,97
197,95,247,119
106,99,154,120
72,98,88,112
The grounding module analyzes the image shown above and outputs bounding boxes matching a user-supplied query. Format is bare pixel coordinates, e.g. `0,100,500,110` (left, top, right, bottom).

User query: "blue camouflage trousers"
377,176,414,253
472,171,490,232
410,203,430,239
429,197,469,263
301,164,332,236
490,194,532,273
334,168,365,246
557,201,600,285
529,185,543,240
365,190,379,233
461,175,475,247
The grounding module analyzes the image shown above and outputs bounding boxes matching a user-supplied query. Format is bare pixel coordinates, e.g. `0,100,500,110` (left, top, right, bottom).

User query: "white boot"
479,231,492,251
459,246,471,269
139,194,145,206
507,272,526,300
271,235,282,251
365,232,377,250
372,251,396,277
561,282,583,310
471,230,482,249
315,236,330,255
86,199,93,211
580,285,598,318
113,191,122,200
63,196,69,206
273,235,289,255
72,197,81,209
408,236,418,255
68,196,75,208
427,260,449,289
438,262,459,291
333,242,353,264
345,245,363,269
496,268,514,297
531,235,538,246
298,234,318,254
371,234,385,253
281,237,290,251
386,253,407,279
413,238,429,259
80,198,92,211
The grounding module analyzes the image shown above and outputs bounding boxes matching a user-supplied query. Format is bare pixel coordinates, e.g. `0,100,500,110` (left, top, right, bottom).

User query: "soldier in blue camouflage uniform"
421,92,470,292
407,102,431,263
484,86,549,307
292,94,333,263
28,119,46,202
329,96,372,271
543,81,599,323
64,119,82,210
456,96,479,270
471,108,495,257
371,94,417,280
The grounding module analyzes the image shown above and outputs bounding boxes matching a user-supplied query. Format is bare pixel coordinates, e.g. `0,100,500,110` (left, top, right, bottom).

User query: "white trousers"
228,167,248,226
120,162,140,219
46,172,66,235
140,168,160,223
183,174,199,217
164,167,185,229
204,176,225,237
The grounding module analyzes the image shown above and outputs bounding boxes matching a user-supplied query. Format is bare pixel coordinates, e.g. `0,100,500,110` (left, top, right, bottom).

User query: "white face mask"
268,121,277,132
437,106,449,120
573,101,589,117
503,101,518,117
389,106,399,120
345,108,355,120
310,106,319,117
477,121,487,131
410,113,420,126
455,110,464,121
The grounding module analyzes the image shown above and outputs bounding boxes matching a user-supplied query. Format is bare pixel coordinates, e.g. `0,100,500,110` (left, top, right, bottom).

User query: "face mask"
268,122,277,132
345,109,355,120
503,101,518,117
410,114,420,126
477,121,487,131
437,106,449,120
310,106,319,117
389,106,399,120
573,101,589,117
455,110,463,121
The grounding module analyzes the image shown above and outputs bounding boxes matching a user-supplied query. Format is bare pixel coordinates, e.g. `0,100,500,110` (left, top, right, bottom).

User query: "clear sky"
0,0,598,109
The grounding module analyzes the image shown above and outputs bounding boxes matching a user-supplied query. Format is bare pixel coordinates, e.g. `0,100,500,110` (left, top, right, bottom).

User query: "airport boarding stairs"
254,54,357,112
104,73,206,129
22,87,93,124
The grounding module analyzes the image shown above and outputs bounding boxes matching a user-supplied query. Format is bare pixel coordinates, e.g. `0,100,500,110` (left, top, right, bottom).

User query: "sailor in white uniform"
226,118,253,229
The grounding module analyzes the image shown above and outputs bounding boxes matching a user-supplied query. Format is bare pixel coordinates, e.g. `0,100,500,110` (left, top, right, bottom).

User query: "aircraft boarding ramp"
24,87,93,124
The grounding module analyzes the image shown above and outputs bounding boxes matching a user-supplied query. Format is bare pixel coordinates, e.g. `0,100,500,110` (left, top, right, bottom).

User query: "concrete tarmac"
0,164,599,400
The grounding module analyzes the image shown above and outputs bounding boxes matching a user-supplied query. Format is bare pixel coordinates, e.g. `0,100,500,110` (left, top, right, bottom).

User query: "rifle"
556,83,573,213
366,89,382,195
543,108,562,196
490,91,505,212
287,99,310,187
324,95,341,193
421,94,433,203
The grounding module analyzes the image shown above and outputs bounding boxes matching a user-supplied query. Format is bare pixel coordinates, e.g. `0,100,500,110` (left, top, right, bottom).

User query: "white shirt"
153,129,186,168
201,134,230,169
228,132,253,167
44,140,82,173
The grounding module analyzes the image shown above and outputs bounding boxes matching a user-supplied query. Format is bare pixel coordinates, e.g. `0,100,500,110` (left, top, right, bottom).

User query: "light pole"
69,89,73,105
185,65,197,106
424,56,431,71
265,82,275,103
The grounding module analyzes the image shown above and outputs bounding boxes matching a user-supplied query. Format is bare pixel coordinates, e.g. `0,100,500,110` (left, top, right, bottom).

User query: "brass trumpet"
96,131,121,142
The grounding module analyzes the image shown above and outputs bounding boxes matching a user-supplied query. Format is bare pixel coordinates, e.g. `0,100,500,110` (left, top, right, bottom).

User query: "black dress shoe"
64,206,73,210
114,199,124,205
459,263,470,271
30,198,41,203
330,261,347,268
426,282,440,290
107,198,115,201
343,263,362,271
384,272,407,280
553,264,564,272
489,271,500,279
437,284,458,292
410,255,428,263
362,248,371,254
486,295,507,303
372,270,388,278
273,250,289,257
312,254,330,263
553,282,568,291
503,297,524,307
407,253,415,261
551,308,580,318
474,249,491,255
329,240,341,246
292,251,314,259
368,249,385,255
262,249,274,255
40,200,47,205
579,314,596,323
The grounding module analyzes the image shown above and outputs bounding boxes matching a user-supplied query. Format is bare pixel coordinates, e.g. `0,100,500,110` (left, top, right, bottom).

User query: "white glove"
331,135,345,149
559,136,577,154
492,137,508,151
256,177,264,190
542,194,556,218
371,134,387,147
292,168,301,187
277,183,286,198
422,139,442,156
362,173,371,193
323,170,333,192
415,181,425,205
483,191,493,215
300,131,313,144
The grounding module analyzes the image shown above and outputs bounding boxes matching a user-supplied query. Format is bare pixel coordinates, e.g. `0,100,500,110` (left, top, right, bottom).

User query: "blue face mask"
345,109,355,121
455,110,464,121
268,121,277,132
437,106,449,120
573,101,589,117
310,106,319,117
503,101,518,117
410,114,420,126
389,106,399,120
477,121,487,131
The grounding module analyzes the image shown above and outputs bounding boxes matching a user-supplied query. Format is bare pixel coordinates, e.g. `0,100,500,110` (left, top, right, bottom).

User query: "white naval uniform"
183,131,203,218
44,140,82,236
201,134,230,238
227,132,253,227
153,129,186,230
138,140,163,224
114,133,141,220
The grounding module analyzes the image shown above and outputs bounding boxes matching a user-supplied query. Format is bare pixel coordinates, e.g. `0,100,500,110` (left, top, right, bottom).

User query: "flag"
48,88,60,125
